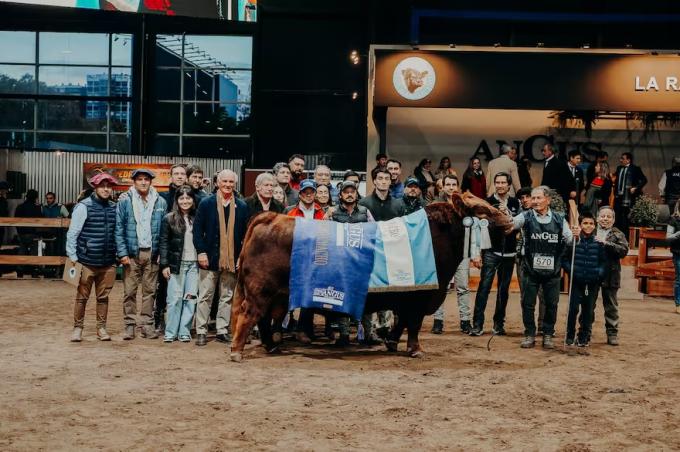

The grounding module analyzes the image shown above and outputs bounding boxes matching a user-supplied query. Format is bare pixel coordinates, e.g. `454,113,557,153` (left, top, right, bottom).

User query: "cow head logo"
392,57,436,100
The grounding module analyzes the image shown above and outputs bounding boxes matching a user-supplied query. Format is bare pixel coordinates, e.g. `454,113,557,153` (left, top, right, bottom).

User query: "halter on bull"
229,192,513,362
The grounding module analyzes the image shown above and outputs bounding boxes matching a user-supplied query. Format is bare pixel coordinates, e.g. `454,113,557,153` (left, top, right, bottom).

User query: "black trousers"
567,282,599,342
520,269,561,337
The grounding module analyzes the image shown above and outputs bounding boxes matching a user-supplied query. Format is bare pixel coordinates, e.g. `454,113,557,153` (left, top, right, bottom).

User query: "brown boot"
140,325,158,339
70,327,83,342
123,325,136,340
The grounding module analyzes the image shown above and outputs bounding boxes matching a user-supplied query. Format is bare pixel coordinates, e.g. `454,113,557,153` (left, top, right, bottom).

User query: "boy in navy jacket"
562,212,607,347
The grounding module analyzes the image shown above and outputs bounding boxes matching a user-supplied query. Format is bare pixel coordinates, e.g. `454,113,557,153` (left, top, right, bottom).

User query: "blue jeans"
164,261,198,340
472,251,515,329
674,254,680,307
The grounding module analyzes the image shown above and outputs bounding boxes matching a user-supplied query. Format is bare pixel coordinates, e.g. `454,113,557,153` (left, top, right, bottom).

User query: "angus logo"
531,232,559,243
312,286,346,306
393,57,436,100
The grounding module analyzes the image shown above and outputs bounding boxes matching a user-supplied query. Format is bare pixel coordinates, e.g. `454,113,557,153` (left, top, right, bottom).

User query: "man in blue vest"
510,186,576,349
116,169,167,340
66,173,119,342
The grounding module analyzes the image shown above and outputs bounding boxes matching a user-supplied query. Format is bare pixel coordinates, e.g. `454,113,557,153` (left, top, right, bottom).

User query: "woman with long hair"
461,157,487,199
414,158,436,201
159,185,199,342
583,161,612,217
434,156,458,180
667,200,680,314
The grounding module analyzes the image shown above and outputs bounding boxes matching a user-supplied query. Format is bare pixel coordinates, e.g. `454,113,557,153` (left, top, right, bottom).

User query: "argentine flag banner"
289,218,377,319
368,209,439,292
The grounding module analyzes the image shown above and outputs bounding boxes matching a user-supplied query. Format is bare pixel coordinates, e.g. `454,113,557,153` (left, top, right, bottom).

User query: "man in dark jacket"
613,152,647,233
541,143,575,203
245,172,284,219
14,189,43,278
402,177,426,215
193,169,250,346
66,173,119,342
592,206,629,346
562,212,606,347
273,162,298,208
659,156,680,211
567,150,585,205
186,165,208,206
470,172,521,336
116,169,167,340
160,164,187,212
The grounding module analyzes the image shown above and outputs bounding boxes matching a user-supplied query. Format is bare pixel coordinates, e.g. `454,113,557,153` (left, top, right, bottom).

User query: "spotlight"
351,92,359,100
536,42,545,47
449,43,456,48
493,42,501,47
582,43,591,49
624,44,633,48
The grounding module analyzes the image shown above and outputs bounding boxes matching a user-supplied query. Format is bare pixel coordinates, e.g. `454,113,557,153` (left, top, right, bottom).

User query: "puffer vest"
331,204,369,223
77,194,117,267
522,211,565,278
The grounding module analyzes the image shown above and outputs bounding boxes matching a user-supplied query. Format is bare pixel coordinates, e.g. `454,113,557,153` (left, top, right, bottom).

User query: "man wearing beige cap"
66,173,119,342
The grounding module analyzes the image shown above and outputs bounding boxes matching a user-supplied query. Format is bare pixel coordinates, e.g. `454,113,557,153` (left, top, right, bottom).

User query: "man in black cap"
115,168,167,340
402,176,426,214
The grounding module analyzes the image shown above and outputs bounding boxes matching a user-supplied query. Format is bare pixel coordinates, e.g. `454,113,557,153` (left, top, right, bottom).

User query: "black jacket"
358,191,405,221
614,164,647,199
160,214,193,274
245,194,284,220
542,156,575,202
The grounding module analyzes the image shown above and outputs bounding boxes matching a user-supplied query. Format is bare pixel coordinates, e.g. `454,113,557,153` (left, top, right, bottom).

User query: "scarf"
216,190,236,272
129,186,158,249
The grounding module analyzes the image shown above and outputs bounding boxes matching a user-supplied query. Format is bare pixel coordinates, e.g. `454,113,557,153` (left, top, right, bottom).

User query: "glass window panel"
110,133,131,153
151,102,179,133
184,69,251,103
37,133,106,152
0,131,33,149
182,102,250,135
184,35,252,70
182,136,233,157
150,135,179,155
155,35,183,67
0,99,34,129
39,32,109,65
110,101,132,132
38,100,107,132
111,34,132,66
0,31,36,64
39,66,108,96
153,68,181,100
110,68,132,97
0,64,36,94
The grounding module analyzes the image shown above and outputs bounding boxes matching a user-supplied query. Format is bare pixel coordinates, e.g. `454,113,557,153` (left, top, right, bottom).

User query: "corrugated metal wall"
8,150,243,204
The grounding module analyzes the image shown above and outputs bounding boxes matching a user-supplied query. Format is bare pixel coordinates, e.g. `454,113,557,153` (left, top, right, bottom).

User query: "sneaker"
140,326,158,339
469,326,484,336
460,320,472,334
542,335,555,349
163,336,174,343
607,335,619,346
215,333,231,344
431,319,444,335
179,336,191,343
97,327,111,341
565,337,575,346
70,327,83,342
520,336,535,348
123,325,136,340
491,325,506,336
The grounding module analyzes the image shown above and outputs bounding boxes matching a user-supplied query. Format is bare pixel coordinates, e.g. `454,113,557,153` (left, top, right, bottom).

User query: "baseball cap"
405,176,419,187
299,179,317,192
340,180,357,191
131,168,156,180
88,173,119,187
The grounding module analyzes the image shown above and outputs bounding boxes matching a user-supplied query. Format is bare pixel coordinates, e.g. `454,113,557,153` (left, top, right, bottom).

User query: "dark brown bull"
229,192,513,362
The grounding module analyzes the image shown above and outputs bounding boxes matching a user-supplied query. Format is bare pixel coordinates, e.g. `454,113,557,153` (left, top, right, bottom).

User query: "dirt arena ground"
1,279,679,451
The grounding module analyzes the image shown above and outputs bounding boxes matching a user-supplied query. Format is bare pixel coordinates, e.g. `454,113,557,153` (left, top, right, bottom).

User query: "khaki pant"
122,249,159,326
73,264,116,328
195,269,236,335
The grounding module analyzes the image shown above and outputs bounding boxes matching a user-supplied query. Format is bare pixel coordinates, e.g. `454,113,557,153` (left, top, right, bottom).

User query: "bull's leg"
257,313,279,353
230,303,261,362
270,301,288,345
386,311,406,352
406,313,426,358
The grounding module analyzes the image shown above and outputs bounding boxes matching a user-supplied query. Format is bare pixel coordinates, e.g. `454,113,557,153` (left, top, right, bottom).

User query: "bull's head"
451,191,514,235
401,68,428,93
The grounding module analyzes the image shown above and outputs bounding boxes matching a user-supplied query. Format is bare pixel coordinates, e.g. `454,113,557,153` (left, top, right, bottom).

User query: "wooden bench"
0,217,70,265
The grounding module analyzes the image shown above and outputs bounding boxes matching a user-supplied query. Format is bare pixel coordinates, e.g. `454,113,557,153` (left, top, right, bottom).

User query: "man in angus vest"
329,180,373,346
510,186,576,349
66,173,119,342
659,156,680,212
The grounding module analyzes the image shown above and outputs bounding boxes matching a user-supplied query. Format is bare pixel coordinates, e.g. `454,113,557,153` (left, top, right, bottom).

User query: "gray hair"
217,169,238,183
597,205,615,219
500,144,515,155
255,172,275,187
531,185,551,197
272,162,290,175
314,165,331,175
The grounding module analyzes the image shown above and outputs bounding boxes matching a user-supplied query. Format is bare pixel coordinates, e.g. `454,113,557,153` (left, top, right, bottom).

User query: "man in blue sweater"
193,169,250,346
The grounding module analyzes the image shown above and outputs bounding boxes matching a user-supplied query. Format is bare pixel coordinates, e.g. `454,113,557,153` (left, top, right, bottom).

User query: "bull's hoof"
272,332,282,344
385,340,399,352
230,352,243,362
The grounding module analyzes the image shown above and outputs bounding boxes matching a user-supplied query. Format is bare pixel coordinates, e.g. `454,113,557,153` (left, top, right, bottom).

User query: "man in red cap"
66,172,119,342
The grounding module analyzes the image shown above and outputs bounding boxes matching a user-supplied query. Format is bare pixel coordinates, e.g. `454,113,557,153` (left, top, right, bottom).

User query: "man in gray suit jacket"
486,144,522,196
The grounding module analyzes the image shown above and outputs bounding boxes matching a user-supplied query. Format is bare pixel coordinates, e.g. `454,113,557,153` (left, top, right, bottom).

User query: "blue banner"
289,218,377,320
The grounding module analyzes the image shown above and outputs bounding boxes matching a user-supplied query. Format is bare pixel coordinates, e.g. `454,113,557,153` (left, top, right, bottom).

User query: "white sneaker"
97,327,111,341
70,327,83,342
